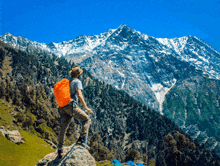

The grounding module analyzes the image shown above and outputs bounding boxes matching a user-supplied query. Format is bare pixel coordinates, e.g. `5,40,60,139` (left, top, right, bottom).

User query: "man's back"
69,77,83,105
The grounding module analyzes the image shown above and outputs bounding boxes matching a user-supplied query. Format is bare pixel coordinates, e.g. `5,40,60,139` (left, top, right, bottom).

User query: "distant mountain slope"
1,25,220,114
1,41,220,165
163,70,220,153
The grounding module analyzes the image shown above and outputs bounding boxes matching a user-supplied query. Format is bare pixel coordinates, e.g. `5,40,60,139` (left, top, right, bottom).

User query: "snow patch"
195,36,220,55
150,78,177,114
142,34,149,40
189,58,197,62
157,36,188,54
121,79,126,89
117,70,125,77
210,141,218,150
198,55,209,63
185,109,187,121
195,61,203,65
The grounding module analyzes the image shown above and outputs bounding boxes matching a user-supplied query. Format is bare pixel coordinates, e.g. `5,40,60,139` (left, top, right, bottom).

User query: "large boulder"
0,127,25,145
36,144,96,166
5,130,25,144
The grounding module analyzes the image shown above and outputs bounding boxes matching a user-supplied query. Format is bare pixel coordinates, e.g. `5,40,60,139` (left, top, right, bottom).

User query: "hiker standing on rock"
57,66,93,158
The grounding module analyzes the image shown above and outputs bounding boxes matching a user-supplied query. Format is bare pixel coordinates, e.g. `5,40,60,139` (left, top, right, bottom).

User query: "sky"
0,0,220,52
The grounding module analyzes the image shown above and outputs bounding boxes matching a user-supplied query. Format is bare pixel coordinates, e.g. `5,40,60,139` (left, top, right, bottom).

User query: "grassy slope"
0,99,155,166
0,99,55,166
0,130,55,166
96,160,113,166
0,99,18,131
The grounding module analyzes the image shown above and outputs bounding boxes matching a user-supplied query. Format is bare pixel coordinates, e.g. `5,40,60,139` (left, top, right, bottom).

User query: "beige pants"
57,105,91,149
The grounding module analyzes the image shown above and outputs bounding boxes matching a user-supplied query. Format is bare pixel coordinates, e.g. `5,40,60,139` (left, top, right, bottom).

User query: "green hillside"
0,99,55,166
0,130,55,166
163,71,220,152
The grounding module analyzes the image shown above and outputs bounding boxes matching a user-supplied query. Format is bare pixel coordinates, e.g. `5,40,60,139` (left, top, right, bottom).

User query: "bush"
125,149,140,162
14,112,25,123
37,123,57,141
64,135,76,146
89,142,113,161
29,125,41,137
25,112,36,127
142,153,148,164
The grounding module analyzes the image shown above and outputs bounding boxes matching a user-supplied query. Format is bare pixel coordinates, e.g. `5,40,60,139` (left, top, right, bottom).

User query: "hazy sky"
1,0,220,52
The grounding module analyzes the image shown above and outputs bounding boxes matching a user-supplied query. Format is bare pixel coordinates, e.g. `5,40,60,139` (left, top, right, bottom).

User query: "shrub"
142,153,148,164
37,123,57,141
125,149,140,162
29,125,41,137
89,142,113,161
25,112,36,126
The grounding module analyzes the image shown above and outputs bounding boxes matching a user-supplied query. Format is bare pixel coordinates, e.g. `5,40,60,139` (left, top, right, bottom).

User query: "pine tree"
36,85,49,118
50,94,57,108
22,84,31,106
0,78,6,98
13,88,22,106
29,86,37,110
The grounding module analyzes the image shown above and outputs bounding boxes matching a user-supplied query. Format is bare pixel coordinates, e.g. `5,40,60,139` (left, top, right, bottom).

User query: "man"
57,66,93,159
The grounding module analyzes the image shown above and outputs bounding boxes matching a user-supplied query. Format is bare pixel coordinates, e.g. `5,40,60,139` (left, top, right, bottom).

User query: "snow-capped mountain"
158,36,220,79
0,29,116,57
1,24,220,113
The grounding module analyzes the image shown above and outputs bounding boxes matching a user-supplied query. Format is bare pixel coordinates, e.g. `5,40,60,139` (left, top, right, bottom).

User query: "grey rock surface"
5,130,25,144
0,127,25,144
36,144,96,166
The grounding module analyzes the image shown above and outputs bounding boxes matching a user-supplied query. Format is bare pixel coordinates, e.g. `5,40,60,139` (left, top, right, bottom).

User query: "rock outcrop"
0,126,25,144
36,144,96,166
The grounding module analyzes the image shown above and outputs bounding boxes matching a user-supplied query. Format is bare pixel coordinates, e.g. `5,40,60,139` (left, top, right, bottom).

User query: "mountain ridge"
1,25,220,113
1,26,205,58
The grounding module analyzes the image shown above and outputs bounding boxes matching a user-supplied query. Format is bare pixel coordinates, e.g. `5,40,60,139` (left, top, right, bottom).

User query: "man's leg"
73,106,91,144
57,106,72,158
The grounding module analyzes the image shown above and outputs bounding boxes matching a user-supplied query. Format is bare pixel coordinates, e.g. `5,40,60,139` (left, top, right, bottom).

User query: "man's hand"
85,108,93,114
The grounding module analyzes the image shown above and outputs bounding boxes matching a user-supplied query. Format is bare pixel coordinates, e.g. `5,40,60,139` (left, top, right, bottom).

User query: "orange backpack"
54,78,72,107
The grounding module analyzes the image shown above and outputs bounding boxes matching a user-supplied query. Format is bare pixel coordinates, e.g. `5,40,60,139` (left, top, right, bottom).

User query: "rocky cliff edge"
36,144,96,166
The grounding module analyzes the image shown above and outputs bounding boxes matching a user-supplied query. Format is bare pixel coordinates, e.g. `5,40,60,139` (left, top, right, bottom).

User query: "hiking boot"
76,136,85,146
57,149,63,159
75,136,90,149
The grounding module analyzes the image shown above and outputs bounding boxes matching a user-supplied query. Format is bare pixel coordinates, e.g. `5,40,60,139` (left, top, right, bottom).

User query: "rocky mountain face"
1,25,220,114
1,24,220,157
